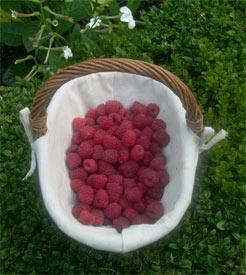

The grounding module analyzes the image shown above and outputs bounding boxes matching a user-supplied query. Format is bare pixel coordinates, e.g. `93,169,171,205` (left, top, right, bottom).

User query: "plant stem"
44,36,55,64
43,6,74,23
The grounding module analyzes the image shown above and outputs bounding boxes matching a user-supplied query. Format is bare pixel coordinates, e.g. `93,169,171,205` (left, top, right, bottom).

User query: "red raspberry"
72,117,86,131
87,174,107,189
134,128,142,138
114,120,133,138
107,125,118,135
112,216,130,232
80,126,95,140
109,113,122,124
104,217,111,225
79,210,95,225
70,179,84,192
120,196,133,209
152,129,170,146
92,209,104,226
133,199,146,213
122,130,137,147
85,109,97,119
136,136,151,150
151,119,166,130
107,182,123,203
147,103,160,118
69,168,88,180
72,203,91,218
94,189,109,209
132,214,152,224
139,168,159,187
98,160,116,175
83,159,98,173
141,126,153,139
159,169,169,187
118,107,128,118
102,149,118,164
84,117,95,126
137,182,147,194
94,129,107,144
119,160,139,178
125,186,143,202
97,115,114,130
78,185,94,205
130,101,147,115
105,203,122,219
123,207,138,222
103,135,121,150
123,178,136,189
118,147,129,163
141,151,153,166
105,100,122,114
146,201,164,220
66,153,81,169
130,144,144,161
72,132,82,145
66,144,78,154
133,114,150,129
93,144,104,160
147,184,164,200
150,156,166,171
108,174,123,185
150,142,161,154
78,142,93,158
96,104,106,116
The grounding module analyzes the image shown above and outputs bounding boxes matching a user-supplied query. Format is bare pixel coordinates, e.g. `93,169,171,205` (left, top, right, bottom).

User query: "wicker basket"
20,58,227,252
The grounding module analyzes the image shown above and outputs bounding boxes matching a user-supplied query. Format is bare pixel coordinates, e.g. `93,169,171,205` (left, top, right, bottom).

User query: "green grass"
1,0,245,274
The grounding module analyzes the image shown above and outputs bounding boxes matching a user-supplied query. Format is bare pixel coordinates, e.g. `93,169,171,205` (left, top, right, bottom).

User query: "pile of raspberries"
66,100,170,233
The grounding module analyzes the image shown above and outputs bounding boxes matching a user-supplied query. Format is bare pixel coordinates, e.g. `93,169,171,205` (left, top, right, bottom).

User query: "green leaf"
0,8,12,23
216,220,226,230
128,0,142,12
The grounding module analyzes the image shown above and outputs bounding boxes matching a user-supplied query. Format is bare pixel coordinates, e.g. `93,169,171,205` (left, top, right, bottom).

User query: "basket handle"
30,58,203,139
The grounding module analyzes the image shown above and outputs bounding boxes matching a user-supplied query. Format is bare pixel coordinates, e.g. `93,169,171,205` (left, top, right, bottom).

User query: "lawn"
1,0,245,274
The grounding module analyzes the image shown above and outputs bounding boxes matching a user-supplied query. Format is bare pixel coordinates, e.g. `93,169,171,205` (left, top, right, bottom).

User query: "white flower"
10,9,17,19
52,20,58,27
119,6,136,29
86,16,102,29
63,46,73,60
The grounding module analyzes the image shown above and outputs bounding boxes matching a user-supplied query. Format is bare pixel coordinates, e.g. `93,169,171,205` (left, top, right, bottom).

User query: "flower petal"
120,13,131,23
128,18,136,29
120,6,132,15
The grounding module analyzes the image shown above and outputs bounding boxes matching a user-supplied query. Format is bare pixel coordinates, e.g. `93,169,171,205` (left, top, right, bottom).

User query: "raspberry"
78,142,93,158
151,119,166,130
84,117,95,126
136,136,151,150
87,174,107,189
118,107,128,118
85,109,97,119
97,116,114,130
130,101,147,114
133,114,150,129
114,120,133,138
150,156,166,171
104,217,111,225
66,144,78,154
139,168,159,187
102,149,118,164
133,199,146,213
72,203,91,218
105,203,122,219
113,216,130,232
123,178,136,189
146,201,164,220
122,130,137,147
123,207,138,222
107,125,118,135
94,129,107,144
141,151,153,166
72,117,86,131
103,135,121,150
118,147,129,163
72,132,82,145
79,210,95,225
83,159,98,173
66,153,81,169
80,126,95,140
147,103,160,118
132,214,152,224
141,126,153,139
70,179,84,192
78,185,94,205
152,129,170,146
96,104,106,116
150,142,161,154
105,100,122,114
109,113,122,124
119,160,139,178
98,160,116,175
130,144,144,161
93,144,104,160
137,182,147,194
134,128,142,138
125,186,143,202
159,169,169,187
92,209,104,226
108,174,123,185
107,182,123,203
147,184,164,200
94,189,109,209
120,196,133,209
69,168,88,180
